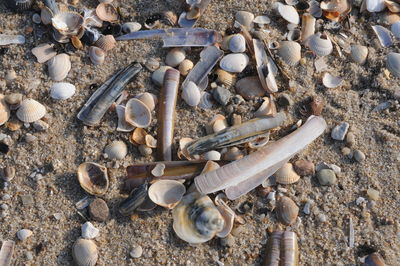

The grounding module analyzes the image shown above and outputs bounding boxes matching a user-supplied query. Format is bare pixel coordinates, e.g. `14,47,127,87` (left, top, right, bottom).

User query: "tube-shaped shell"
253,39,278,93
387,52,400,77
278,41,301,66
264,231,299,266
89,46,106,65
16,99,46,123
0,240,14,266
274,163,300,184
50,82,76,100
276,196,299,225
95,35,116,51
125,98,151,128
77,162,109,196
350,44,368,64
301,13,315,42
0,95,10,126
307,33,333,56
148,180,186,209
72,239,98,266
47,53,71,81
104,140,127,160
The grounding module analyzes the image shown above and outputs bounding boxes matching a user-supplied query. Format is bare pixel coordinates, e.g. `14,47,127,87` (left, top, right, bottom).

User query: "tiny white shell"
151,66,172,86
307,33,333,56
386,52,400,77
125,98,152,128
165,48,186,67
235,11,254,28
228,34,246,53
47,53,71,81
278,41,301,66
72,238,98,266
89,46,105,65
322,73,343,88
50,82,76,100
366,0,386,12
350,45,368,64
276,3,300,24
122,22,142,33
16,99,46,123
16,229,33,241
391,21,400,39
253,15,271,25
203,150,221,161
104,140,127,160
31,43,57,63
220,53,249,73
148,180,186,209
135,92,157,111
182,81,201,107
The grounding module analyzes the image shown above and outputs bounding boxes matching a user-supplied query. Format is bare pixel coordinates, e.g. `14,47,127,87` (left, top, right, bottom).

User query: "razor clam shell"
220,53,249,73
371,25,393,47
253,39,278,93
307,33,333,56
148,180,186,209
178,0,212,28
322,72,343,88
264,231,299,266
0,34,25,46
386,52,400,77
278,41,301,66
116,105,135,132
47,53,71,81
301,13,315,43
50,82,76,100
391,21,400,39
0,240,14,266
119,182,148,216
182,81,201,107
31,43,57,63
276,3,300,24
125,98,152,128
16,99,46,123
350,44,368,64
72,239,98,266
366,0,386,12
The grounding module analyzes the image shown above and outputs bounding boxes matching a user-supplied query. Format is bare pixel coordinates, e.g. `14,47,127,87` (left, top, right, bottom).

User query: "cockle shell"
371,25,393,47
125,98,152,128
179,59,194,76
135,92,157,111
95,35,116,52
278,41,301,66
104,140,127,160
220,53,249,73
51,12,83,35
172,192,224,244
274,163,300,184
96,3,119,22
307,33,333,56
0,95,10,126
31,43,57,63
276,196,299,225
215,69,236,87
16,99,46,123
89,46,106,65
350,44,368,64
72,239,98,266
148,180,186,209
182,81,201,107
391,21,400,39
165,48,186,67
276,3,300,24
322,73,343,88
47,53,71,81
50,82,76,100
366,0,386,12
386,52,400,77
229,34,246,53
77,162,109,196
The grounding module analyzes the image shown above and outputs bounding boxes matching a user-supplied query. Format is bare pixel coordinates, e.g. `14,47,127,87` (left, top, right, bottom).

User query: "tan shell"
235,76,265,100
72,238,98,266
165,48,186,67
301,13,316,42
385,0,400,12
207,114,227,134
307,33,333,56
89,46,106,65
96,3,119,22
130,128,147,145
350,44,368,65
151,163,165,177
276,196,299,225
216,69,236,87
186,6,201,20
135,92,157,111
71,36,83,49
294,159,315,176
31,43,57,63
178,59,194,76
254,96,277,117
47,53,71,81
201,160,221,174
274,163,300,184
148,180,186,209
104,140,127,160
0,95,10,126
278,41,301,66
214,193,235,238
125,98,152,128
16,99,46,123
77,162,109,196
162,11,178,26
386,52,400,77
95,35,116,52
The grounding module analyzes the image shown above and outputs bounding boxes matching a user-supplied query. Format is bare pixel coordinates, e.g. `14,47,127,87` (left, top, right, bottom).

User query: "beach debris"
350,44,368,65
316,169,337,186
0,34,25,46
0,95,10,126
276,196,299,225
81,222,99,239
322,72,343,88
372,25,393,47
253,39,278,93
16,99,46,123
31,43,57,63
0,240,15,266
47,53,71,81
89,46,106,65
77,162,109,196
104,141,127,160
88,198,109,222
264,231,299,266
125,98,152,128
386,52,400,77
72,238,98,266
307,33,333,56
16,229,33,241
148,180,186,209
331,122,349,140
50,82,76,100
119,182,148,216
274,163,300,184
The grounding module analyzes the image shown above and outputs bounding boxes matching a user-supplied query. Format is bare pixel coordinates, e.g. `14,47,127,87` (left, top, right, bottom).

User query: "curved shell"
178,59,194,76
278,41,301,66
31,43,57,63
216,69,236,87
47,53,71,81
96,3,119,22
95,35,116,52
145,134,157,148
287,29,301,42
0,95,10,126
130,128,147,145
182,81,201,107
254,96,276,117
220,53,249,73
276,3,300,24
122,22,142,34
41,6,53,25
350,44,368,64
172,192,224,244
151,66,172,86
165,48,186,67
135,92,157,111
16,99,46,123
77,162,109,196
5,0,33,11
253,15,271,25
72,238,98,266
322,72,343,88
307,33,333,56
235,11,254,28
104,140,127,160
89,46,106,65
198,91,214,109
391,21,400,39
301,13,316,42
276,196,299,225
203,150,221,161
229,34,246,53
366,0,386,12
51,12,84,35
148,180,186,209
125,98,152,128
214,193,235,238
50,82,76,100
371,25,393,47
387,52,400,78
274,163,300,184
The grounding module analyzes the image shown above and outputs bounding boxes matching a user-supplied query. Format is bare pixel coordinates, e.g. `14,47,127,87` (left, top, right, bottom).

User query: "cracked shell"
77,162,109,196
47,53,71,81
16,99,46,123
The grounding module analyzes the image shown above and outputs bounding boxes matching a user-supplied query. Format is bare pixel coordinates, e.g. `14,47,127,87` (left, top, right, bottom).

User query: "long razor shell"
194,116,327,197
253,39,278,93
0,240,15,266
301,13,315,43
77,62,142,126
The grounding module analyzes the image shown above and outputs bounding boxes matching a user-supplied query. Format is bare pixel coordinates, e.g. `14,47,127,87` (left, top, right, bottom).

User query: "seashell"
207,114,227,134
162,11,178,26
386,52,400,77
310,95,325,115
307,33,333,56
89,46,106,65
350,44,368,65
385,0,400,12
322,72,343,88
214,193,235,238
293,159,315,176
104,140,127,160
182,81,201,107
254,96,276,117
0,240,15,266
145,134,157,148
71,36,83,49
130,128,148,145
186,6,201,20
201,161,220,174
301,13,316,43
177,137,194,160
151,163,165,177
148,180,186,209
203,150,221,161
0,95,10,126
165,48,186,67
235,11,254,28
248,135,270,149
5,93,22,107
198,91,214,109
119,182,149,215
96,3,119,22
309,0,323,17
77,162,109,196
144,57,160,72
51,12,84,36
151,66,172,86
116,105,134,132
16,229,33,241
16,99,46,123
220,53,249,73
5,0,33,11
264,231,299,265
276,3,300,24
0,34,25,46
278,41,301,66
391,21,400,39
235,76,265,100
31,43,57,63
122,22,142,34
253,39,279,93
274,163,300,184
50,82,76,100
371,25,393,47
179,59,194,76
138,144,152,156
229,34,246,53
287,29,301,41
221,35,233,51
221,147,244,161
41,7,53,25
95,35,116,52
72,238,98,266
215,69,236,87
125,98,152,128
380,11,400,25
135,92,157,111
47,53,71,81
253,15,271,25
172,192,224,244
366,0,386,12
276,196,299,225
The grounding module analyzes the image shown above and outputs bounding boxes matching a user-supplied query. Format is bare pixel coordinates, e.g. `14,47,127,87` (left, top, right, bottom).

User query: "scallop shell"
391,21,400,39
0,95,10,126
274,163,300,184
366,0,386,12
5,0,33,11
130,128,147,145
276,196,299,225
104,140,127,160
31,43,57,63
220,53,249,73
16,99,46,123
350,44,368,64
151,66,172,86
165,48,186,67
148,180,186,209
322,72,343,88
387,52,400,77
371,25,393,47
89,46,106,65
276,3,300,24
50,82,76,100
172,192,224,244
135,92,157,111
301,13,315,43
125,98,152,128
182,81,201,107
47,53,71,81
77,162,109,196
96,3,119,22
278,41,301,66
235,76,265,100
178,59,194,76
229,34,246,53
72,239,98,266
215,69,236,87
235,11,254,28
95,35,116,52
307,33,333,56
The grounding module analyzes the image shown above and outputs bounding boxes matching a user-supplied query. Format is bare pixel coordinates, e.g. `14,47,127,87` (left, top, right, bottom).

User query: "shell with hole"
386,52,400,77
278,41,301,66
322,72,343,88
50,82,76,100
182,81,201,107
274,163,300,184
0,95,10,126
125,98,152,128
95,35,116,52
307,33,333,56
276,196,299,225
72,238,98,266
16,99,46,123
77,162,109,196
350,44,368,65
148,180,186,209
47,53,71,81
135,92,158,111
89,46,106,65
104,140,127,160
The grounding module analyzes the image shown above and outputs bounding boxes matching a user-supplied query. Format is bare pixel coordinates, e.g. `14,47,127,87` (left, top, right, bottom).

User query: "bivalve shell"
366,0,386,12
322,72,343,88
16,99,46,123
135,92,157,111
104,140,127,160
50,82,76,100
95,35,116,52
151,66,172,86
371,25,393,47
350,44,368,64
16,229,33,241
386,52,400,77
178,59,194,76
307,33,333,56
40,7,53,25
165,48,186,67
72,238,98,266
229,34,246,53
148,180,186,209
122,22,142,33
235,76,265,100
391,21,400,39
274,163,300,184
182,81,201,107
220,53,249,73
235,11,254,28
0,95,10,126
145,134,157,148
276,196,299,225
254,96,276,117
278,41,301,66
130,128,147,145
89,46,106,65
31,43,57,63
253,15,271,25
216,69,236,87
96,3,119,22
51,12,83,35
125,98,152,128
301,13,316,42
276,3,300,24
47,53,71,81
77,162,109,196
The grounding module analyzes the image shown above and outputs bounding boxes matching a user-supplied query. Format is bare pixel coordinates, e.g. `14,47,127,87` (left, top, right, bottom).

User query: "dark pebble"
89,198,110,222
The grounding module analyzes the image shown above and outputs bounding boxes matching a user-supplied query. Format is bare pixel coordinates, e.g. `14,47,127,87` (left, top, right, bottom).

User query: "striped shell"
5,0,33,11
350,45,368,64
16,99,46,123
387,52,400,78
0,95,10,126
89,46,106,65
47,53,71,81
125,98,152,128
50,82,76,100
148,180,186,209
72,239,98,266
274,163,300,184
278,41,301,66
104,140,127,160
276,196,299,225
182,81,201,107
307,33,333,56
95,35,116,52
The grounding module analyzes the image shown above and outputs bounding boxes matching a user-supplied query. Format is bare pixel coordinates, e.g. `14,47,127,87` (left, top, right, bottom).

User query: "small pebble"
303,200,313,215
130,245,143,258
367,188,380,201
341,147,352,157
88,198,110,222
213,86,231,106
277,93,293,107
353,150,366,162
316,169,337,186
32,120,49,131
81,222,100,239
346,132,356,146
220,234,235,247
25,251,34,261
25,133,37,143
17,229,33,241
1,203,8,210
3,166,15,181
232,94,245,105
331,122,349,141
5,69,17,82
317,213,327,223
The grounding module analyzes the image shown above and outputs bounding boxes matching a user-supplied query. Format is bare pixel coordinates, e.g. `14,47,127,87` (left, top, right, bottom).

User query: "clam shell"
235,76,265,100
385,0,400,12
208,114,227,134
350,44,368,64
371,25,393,47
387,52,400,77
182,81,201,107
203,150,221,161
274,163,300,184
229,34,246,53
125,98,152,128
51,12,83,35
220,53,249,73
391,21,400,39
145,134,157,148
178,59,194,76
307,33,333,56
216,69,236,87
276,196,299,225
104,140,127,160
47,53,71,81
366,0,386,12
95,35,116,52
135,92,157,111
5,0,33,11
72,239,98,266
165,48,186,67
162,11,177,26
16,99,46,123
278,41,301,66
89,46,106,65
148,180,186,209
322,72,343,88
235,11,254,28
77,162,109,196
151,66,172,86
50,82,76,100
301,13,315,43
116,105,134,132
122,22,142,34
276,3,300,24
96,3,119,22
0,95,10,126
253,15,271,25
221,147,244,161
31,43,57,63
130,128,147,145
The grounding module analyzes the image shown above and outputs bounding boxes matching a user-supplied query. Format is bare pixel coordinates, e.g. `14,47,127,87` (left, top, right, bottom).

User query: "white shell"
165,48,186,67
386,52,400,78
148,180,186,209
307,33,333,56
122,22,142,33
278,41,301,66
116,105,134,132
276,3,300,24
301,13,316,43
135,92,157,111
47,53,71,81
151,163,165,177
322,73,343,88
235,11,254,28
274,163,300,184
371,25,393,47
203,150,221,161
0,94,10,126
253,15,271,25
89,46,105,65
72,239,98,266
228,34,246,53
220,53,249,73
104,140,127,160
391,21,400,39
125,98,152,128
366,0,386,12
31,43,57,63
50,82,76,100
350,45,368,64
182,81,201,107
16,99,46,123
16,229,33,241
151,66,172,86
214,194,235,238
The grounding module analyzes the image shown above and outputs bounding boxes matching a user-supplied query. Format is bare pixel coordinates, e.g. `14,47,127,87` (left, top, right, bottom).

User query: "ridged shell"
235,76,265,100
276,196,299,225
47,53,71,81
165,48,186,67
276,3,300,24
294,159,315,176
278,41,301,66
274,163,300,184
178,59,194,76
135,92,157,111
215,69,236,87
182,81,201,107
31,43,57,63
104,140,127,160
220,53,249,73
322,72,343,88
72,239,98,266
50,82,76,100
350,44,368,64
125,98,152,128
5,0,33,11
95,35,116,52
148,180,186,209
0,95,10,126
385,0,400,13
77,162,109,196
89,46,106,65
96,3,119,22
391,21,400,39
307,33,333,56
387,52,400,77
229,34,246,53
16,99,46,123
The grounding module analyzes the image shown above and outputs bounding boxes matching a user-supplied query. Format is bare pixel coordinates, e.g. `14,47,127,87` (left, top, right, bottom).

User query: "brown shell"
216,69,236,87
276,196,299,225
96,3,119,22
77,162,109,196
95,35,116,52
294,159,315,176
